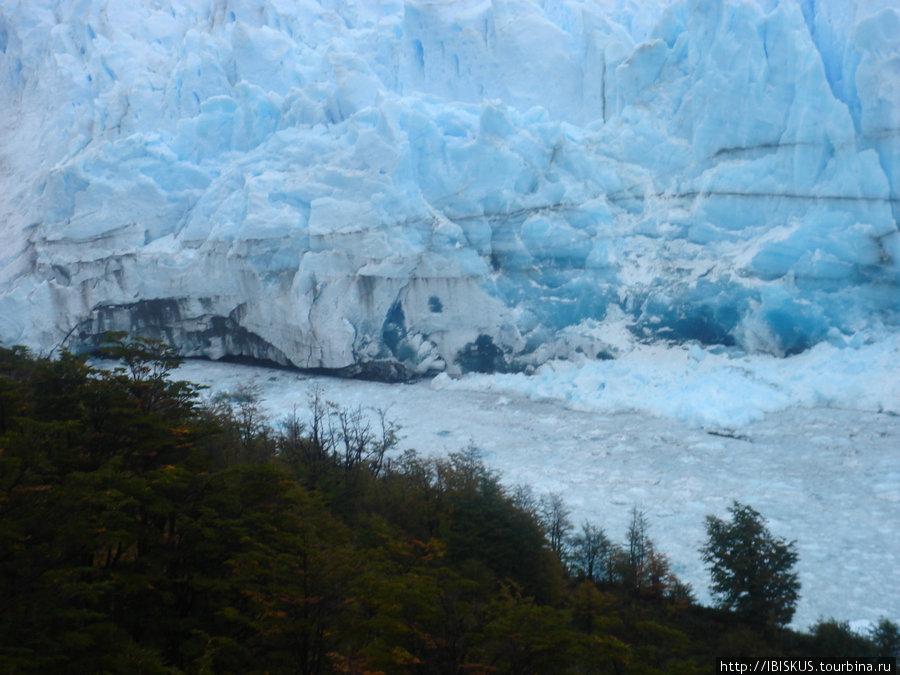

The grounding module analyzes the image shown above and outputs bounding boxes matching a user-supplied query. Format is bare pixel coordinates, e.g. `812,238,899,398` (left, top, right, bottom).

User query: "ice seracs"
0,0,898,376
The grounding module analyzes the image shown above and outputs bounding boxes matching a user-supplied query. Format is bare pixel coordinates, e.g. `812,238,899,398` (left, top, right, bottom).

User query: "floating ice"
172,342,900,630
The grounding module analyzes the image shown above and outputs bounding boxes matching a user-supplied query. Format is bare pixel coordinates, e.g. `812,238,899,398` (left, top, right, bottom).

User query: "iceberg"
0,0,898,376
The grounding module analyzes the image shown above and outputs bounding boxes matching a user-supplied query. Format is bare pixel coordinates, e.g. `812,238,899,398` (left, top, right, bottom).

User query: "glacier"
0,0,899,377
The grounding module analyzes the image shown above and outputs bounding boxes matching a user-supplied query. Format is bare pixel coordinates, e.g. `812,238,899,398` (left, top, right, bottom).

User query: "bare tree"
293,385,400,480
539,492,572,560
570,521,616,583
625,506,649,592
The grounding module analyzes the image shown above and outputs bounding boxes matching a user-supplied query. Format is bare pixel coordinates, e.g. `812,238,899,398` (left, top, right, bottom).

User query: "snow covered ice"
1,0,899,632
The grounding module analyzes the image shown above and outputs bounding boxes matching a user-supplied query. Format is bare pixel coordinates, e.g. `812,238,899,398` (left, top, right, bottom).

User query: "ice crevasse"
0,0,898,378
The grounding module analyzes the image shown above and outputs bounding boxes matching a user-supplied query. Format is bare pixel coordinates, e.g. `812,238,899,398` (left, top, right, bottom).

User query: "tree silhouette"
701,501,800,627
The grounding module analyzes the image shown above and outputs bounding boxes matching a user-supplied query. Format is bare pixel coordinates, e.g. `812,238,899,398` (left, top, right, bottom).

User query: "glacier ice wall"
0,0,898,377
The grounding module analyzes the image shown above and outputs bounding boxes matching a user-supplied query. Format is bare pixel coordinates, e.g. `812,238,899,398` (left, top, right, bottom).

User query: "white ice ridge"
1,0,898,375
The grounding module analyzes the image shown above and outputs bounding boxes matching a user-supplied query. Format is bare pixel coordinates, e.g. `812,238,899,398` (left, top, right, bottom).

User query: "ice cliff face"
0,0,898,378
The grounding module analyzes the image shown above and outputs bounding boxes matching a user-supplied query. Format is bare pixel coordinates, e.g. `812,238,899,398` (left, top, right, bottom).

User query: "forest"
0,336,896,673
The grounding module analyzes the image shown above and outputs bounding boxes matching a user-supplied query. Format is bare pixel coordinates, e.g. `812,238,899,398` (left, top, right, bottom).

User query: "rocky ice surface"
1,0,899,376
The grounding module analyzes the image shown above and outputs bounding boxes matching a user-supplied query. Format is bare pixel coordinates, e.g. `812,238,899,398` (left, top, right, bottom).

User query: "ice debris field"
175,332,900,632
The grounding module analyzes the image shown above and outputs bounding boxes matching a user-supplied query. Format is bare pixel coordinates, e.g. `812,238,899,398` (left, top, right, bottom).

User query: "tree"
620,507,682,600
700,501,800,627
624,507,650,593
569,521,616,584
808,619,876,657
435,447,562,603
211,383,274,463
99,332,198,415
539,492,572,561
870,618,900,659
